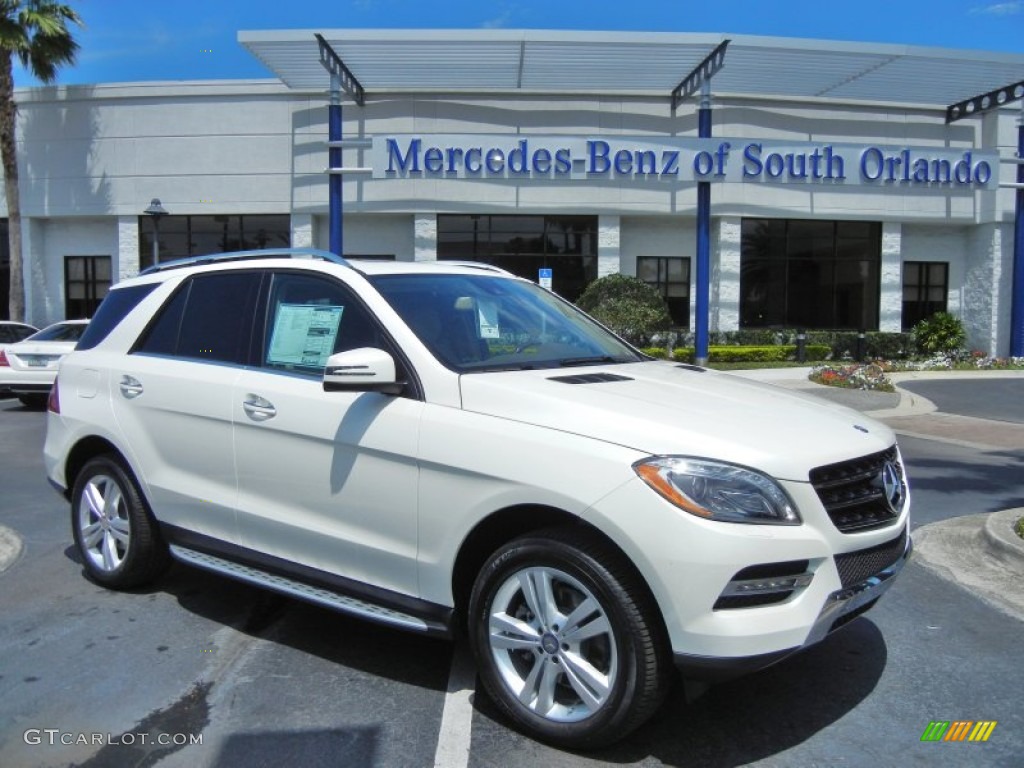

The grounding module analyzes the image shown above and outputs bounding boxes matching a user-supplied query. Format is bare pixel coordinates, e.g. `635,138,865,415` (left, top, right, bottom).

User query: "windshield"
27,322,87,342
371,273,643,372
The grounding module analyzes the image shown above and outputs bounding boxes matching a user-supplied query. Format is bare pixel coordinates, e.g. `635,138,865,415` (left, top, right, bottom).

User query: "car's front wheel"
468,527,671,749
71,455,169,589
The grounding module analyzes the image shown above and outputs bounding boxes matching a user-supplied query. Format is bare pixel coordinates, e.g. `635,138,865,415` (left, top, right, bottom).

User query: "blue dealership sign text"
373,134,996,189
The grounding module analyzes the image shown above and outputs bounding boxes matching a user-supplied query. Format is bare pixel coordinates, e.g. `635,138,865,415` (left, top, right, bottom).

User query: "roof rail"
432,260,515,276
139,248,352,275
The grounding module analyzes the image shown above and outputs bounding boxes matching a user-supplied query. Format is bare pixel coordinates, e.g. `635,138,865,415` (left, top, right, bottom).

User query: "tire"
71,455,170,589
18,394,47,408
468,527,672,750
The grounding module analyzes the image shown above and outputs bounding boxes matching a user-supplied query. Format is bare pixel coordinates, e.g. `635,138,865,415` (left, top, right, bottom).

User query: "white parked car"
0,321,38,397
1,319,88,406
43,250,910,748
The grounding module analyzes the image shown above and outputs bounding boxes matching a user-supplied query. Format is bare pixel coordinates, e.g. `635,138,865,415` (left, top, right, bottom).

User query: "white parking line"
433,644,477,768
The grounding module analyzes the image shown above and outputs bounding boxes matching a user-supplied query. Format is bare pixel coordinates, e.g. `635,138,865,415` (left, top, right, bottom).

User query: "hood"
458,361,896,482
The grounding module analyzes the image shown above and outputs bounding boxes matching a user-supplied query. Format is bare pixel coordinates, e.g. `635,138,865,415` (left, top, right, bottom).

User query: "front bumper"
674,532,912,681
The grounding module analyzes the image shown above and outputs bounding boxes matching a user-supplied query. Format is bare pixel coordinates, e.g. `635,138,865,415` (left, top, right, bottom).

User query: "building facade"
4,30,1023,354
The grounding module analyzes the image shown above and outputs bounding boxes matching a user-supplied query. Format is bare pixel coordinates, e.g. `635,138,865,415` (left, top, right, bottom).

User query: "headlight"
633,457,800,525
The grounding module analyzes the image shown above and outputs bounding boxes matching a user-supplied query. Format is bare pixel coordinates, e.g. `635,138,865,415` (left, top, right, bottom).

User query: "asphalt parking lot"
1,375,1022,768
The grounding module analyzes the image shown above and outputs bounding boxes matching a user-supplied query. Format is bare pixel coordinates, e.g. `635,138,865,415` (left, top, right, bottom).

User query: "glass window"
64,256,112,319
740,219,881,330
437,215,598,302
902,261,949,331
637,257,690,327
77,284,159,351
135,272,261,365
27,322,87,342
261,273,383,377
372,273,642,373
139,214,290,270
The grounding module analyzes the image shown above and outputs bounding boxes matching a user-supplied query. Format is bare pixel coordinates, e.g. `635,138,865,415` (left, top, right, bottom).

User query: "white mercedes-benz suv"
44,249,910,748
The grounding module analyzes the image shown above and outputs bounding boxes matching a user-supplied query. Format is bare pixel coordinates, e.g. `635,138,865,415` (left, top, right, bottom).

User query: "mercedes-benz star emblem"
880,461,904,514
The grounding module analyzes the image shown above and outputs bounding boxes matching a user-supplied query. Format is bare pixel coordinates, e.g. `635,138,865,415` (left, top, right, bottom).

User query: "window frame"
132,270,264,367
636,256,691,328
64,255,113,319
740,218,882,330
901,260,949,331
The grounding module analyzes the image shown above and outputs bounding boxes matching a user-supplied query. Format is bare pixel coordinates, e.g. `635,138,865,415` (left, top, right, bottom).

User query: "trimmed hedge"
641,345,830,363
651,330,914,361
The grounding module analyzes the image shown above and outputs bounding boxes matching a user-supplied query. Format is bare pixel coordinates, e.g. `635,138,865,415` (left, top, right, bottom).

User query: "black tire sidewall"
469,533,651,749
71,455,166,588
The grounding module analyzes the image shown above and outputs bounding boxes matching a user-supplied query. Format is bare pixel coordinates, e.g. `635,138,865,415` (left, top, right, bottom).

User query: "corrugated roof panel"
238,29,1024,107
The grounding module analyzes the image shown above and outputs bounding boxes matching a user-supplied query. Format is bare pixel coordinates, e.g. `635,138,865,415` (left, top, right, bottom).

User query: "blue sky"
14,0,1024,87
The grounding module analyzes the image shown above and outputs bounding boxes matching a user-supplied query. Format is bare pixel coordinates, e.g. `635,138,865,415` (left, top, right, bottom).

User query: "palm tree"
0,1,82,322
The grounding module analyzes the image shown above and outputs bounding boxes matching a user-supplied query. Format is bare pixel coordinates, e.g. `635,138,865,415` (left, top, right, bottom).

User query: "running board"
169,544,430,632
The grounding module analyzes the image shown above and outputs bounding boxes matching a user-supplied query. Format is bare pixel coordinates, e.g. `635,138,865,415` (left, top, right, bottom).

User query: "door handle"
119,375,144,399
242,394,277,421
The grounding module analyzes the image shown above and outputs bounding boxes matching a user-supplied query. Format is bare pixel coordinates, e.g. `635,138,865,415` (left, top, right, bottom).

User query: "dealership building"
4,29,1024,353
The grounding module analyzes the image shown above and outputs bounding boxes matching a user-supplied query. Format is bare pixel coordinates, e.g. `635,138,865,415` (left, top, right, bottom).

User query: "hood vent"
676,364,706,372
548,372,634,384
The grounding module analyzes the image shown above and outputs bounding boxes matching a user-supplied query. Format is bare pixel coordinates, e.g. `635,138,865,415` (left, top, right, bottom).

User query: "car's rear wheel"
17,394,47,408
71,455,169,589
468,527,671,749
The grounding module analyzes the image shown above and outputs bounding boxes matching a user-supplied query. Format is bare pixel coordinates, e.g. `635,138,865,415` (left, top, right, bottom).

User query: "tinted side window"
77,284,159,351
262,272,382,377
136,272,261,365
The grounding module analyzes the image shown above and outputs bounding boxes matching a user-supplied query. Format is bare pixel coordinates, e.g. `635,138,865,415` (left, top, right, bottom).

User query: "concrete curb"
0,524,24,573
912,509,1024,622
982,508,1024,579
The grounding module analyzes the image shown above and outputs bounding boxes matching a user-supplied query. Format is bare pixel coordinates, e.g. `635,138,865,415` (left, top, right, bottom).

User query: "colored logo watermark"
921,721,997,742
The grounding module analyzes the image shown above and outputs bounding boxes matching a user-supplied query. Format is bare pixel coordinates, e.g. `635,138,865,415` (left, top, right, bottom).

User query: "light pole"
143,198,168,266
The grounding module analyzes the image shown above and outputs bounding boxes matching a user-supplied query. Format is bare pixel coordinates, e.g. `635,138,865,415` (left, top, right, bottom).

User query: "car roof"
122,250,518,286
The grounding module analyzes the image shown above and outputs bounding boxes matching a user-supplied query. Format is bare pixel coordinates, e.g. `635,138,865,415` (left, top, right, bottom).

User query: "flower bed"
809,363,895,392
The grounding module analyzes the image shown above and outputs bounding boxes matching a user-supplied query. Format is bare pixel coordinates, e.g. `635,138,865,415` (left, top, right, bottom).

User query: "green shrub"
576,274,672,345
669,344,830,363
671,330,913,360
641,347,667,359
912,312,966,356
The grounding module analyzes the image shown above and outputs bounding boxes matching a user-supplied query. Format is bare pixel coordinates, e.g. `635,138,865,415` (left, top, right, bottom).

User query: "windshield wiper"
467,363,540,372
558,355,620,367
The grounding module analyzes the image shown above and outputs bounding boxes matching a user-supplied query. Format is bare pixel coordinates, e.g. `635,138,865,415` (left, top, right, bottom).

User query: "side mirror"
323,347,405,395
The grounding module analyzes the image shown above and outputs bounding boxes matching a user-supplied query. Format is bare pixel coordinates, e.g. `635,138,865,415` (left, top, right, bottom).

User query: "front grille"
810,447,904,533
833,527,908,589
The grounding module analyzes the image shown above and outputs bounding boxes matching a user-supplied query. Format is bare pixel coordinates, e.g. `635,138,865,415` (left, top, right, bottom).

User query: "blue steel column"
1011,108,1024,357
329,73,343,257
694,82,712,366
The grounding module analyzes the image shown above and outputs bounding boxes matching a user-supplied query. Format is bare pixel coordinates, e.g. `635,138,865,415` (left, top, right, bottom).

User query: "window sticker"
477,300,500,339
267,303,344,367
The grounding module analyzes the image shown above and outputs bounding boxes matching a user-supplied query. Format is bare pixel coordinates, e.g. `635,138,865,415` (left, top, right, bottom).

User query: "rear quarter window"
77,284,160,351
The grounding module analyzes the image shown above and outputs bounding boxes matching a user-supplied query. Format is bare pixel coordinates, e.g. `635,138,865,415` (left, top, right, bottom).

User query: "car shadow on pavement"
61,547,887,765
469,617,888,766
155,558,451,692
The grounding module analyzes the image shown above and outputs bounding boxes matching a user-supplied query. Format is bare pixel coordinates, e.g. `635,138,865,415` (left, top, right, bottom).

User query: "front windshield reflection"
371,273,642,372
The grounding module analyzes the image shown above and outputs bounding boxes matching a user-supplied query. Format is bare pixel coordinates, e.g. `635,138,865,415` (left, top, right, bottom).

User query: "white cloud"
481,11,513,29
970,1,1023,15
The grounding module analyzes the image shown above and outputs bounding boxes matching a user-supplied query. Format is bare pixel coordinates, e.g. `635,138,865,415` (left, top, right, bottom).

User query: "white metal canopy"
238,28,1024,108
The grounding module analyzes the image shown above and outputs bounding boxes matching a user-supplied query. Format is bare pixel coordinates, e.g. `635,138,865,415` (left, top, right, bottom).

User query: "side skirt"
162,525,453,638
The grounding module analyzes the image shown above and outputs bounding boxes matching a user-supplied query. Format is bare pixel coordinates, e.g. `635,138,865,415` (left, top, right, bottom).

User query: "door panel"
110,357,240,542
230,270,423,596
232,372,423,595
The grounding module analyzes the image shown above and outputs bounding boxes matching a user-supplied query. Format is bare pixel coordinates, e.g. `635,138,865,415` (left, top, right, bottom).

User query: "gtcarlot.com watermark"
24,728,203,747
